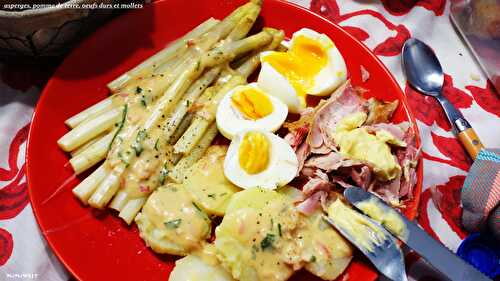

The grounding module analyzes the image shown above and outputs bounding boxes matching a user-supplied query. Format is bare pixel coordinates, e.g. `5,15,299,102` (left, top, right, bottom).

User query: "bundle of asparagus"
57,0,284,224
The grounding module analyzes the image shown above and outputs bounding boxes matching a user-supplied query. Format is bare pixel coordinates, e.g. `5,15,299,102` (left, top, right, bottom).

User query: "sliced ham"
310,144,332,154
285,125,309,150
397,129,420,200
302,177,334,196
364,122,408,144
304,152,362,173
296,191,327,216
331,176,355,188
295,142,311,175
310,82,366,150
365,98,399,125
284,80,418,210
314,169,329,181
350,165,372,189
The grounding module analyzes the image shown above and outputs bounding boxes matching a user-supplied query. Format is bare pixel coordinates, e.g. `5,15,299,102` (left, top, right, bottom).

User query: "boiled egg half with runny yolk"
216,83,288,140
224,130,298,190
257,28,347,113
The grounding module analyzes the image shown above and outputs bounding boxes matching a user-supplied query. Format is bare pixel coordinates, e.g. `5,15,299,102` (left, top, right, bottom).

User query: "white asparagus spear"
69,131,115,174
65,97,114,129
58,107,121,152
173,75,246,154
72,164,107,204
119,123,218,224
82,2,259,210
63,2,258,147
88,171,121,209
107,18,219,92
169,122,219,183
118,197,147,225
109,190,128,211
70,131,107,157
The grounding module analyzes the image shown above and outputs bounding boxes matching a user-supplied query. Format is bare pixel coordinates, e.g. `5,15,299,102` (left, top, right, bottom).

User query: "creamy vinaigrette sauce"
141,184,211,252
216,189,300,281
296,211,353,280
106,69,190,198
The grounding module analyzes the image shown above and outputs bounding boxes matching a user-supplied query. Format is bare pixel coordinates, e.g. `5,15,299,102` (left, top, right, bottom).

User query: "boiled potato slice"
277,185,304,202
169,255,235,281
215,188,301,281
297,210,353,280
184,145,241,216
135,183,211,255
279,187,353,279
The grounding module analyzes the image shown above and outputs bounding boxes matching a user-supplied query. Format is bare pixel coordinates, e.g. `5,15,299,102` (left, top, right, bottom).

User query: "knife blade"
344,187,492,281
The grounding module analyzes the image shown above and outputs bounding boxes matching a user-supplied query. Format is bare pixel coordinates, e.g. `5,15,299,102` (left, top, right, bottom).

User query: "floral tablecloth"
0,1,499,280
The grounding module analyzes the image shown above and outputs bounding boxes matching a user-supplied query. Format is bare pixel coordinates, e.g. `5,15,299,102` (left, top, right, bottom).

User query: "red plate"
26,0,423,280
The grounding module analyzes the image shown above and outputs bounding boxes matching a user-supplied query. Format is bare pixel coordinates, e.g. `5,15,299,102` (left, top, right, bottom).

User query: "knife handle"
456,120,484,160
458,128,484,160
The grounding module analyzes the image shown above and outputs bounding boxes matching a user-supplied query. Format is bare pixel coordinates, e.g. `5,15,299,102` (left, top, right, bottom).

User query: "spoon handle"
457,126,484,160
436,95,484,160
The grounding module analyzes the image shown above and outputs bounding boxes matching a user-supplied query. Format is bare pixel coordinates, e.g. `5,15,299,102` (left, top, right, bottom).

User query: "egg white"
223,130,298,190
295,28,347,96
257,28,348,113
216,83,288,140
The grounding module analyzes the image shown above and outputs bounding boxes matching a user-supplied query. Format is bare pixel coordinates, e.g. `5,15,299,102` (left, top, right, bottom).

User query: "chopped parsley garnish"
164,219,181,229
132,129,148,156
261,233,276,251
192,202,210,222
220,192,227,196
318,217,330,231
154,138,160,151
192,202,202,212
278,223,282,237
109,104,128,151
251,244,259,260
310,256,316,263
158,165,169,185
132,144,143,156
207,193,216,199
117,151,129,167
136,86,142,94
140,97,147,107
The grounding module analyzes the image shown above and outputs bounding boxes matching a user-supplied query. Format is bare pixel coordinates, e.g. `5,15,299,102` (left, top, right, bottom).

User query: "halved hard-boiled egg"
257,28,347,113
216,83,288,140
223,130,298,190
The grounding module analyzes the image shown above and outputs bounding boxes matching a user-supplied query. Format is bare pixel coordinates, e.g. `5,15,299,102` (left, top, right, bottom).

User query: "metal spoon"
402,38,484,159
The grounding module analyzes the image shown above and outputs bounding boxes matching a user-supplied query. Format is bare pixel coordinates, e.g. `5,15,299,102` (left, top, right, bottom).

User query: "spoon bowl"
402,38,444,96
401,37,484,159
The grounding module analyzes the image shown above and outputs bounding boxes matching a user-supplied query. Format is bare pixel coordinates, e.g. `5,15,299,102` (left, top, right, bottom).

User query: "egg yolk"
262,35,329,107
231,88,273,120
238,131,270,174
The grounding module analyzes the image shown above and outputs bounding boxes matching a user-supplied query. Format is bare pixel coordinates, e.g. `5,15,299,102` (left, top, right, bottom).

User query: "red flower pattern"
424,132,472,172
0,124,30,220
406,74,473,131
310,0,411,56
380,0,446,16
0,227,13,266
466,82,500,118
417,189,442,241
430,175,469,240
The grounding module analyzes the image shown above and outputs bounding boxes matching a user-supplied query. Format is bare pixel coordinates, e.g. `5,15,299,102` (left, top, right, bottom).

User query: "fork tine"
323,215,407,281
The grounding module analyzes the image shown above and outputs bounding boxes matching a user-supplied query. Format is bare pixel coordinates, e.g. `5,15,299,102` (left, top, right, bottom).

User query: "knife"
343,187,492,281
